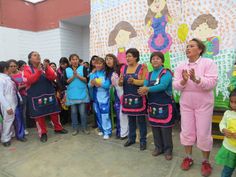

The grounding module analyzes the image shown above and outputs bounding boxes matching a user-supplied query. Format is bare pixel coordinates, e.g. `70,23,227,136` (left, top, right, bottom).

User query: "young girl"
17,60,26,72
57,57,70,125
8,59,27,142
215,90,236,177
89,57,112,140
17,60,29,134
0,61,18,147
105,54,129,139
49,62,57,72
89,55,99,128
65,54,90,135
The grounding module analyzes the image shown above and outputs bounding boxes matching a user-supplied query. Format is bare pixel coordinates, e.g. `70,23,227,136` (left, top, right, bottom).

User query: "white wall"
37,29,61,62
0,26,61,63
60,22,83,59
81,26,90,61
0,25,90,64
0,27,21,60
18,30,36,61
59,22,90,61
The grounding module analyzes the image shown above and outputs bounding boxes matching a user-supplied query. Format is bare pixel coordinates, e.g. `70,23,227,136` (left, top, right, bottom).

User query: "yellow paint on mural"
232,65,236,76
177,24,189,42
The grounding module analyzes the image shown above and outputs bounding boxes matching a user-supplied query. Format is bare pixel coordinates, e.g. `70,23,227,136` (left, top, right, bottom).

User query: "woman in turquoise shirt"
138,52,175,160
65,54,90,136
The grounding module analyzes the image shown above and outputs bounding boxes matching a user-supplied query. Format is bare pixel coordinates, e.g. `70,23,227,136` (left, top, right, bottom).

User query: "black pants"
152,126,173,155
60,109,70,125
128,115,147,144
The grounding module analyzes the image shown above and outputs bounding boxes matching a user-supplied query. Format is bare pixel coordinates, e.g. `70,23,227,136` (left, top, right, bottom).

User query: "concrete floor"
0,123,234,177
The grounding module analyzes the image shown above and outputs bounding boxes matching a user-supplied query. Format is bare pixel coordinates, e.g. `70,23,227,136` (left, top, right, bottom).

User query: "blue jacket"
88,70,111,103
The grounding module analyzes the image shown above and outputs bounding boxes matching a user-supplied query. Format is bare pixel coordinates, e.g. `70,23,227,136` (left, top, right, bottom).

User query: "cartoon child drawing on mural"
145,0,172,54
108,21,137,65
191,14,220,59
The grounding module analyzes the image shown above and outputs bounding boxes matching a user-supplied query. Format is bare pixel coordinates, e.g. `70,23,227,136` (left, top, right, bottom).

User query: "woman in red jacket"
24,51,68,142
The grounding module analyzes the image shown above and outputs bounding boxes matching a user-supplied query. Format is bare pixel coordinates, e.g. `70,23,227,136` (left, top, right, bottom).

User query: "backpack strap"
135,64,142,75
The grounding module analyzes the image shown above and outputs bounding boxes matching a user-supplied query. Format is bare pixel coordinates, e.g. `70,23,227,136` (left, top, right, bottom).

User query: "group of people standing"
0,38,235,177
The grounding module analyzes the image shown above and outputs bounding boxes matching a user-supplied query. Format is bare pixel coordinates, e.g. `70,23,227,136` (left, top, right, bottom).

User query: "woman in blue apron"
65,54,90,136
138,52,175,160
24,51,68,142
119,48,148,151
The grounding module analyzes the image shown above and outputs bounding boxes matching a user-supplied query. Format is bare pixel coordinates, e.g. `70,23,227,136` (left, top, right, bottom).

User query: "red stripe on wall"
0,0,90,31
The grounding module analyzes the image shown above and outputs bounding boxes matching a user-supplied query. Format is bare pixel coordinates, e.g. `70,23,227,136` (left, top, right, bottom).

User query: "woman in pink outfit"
173,38,218,177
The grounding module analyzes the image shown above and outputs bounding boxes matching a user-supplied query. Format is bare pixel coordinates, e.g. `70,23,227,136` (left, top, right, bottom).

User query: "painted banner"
90,0,236,109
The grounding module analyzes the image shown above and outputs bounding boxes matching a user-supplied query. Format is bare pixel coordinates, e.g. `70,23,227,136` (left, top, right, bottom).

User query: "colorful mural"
191,14,220,59
108,21,137,65
90,0,236,109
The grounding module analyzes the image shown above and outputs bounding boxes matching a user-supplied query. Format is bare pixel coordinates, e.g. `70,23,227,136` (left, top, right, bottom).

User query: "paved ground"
0,122,233,177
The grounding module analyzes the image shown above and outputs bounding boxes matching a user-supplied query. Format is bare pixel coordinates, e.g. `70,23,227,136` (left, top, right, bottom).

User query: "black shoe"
40,133,47,143
140,143,147,151
18,137,27,142
116,135,121,139
124,140,135,147
2,141,11,147
55,129,68,134
165,154,173,160
120,136,127,140
152,148,163,156
61,121,67,125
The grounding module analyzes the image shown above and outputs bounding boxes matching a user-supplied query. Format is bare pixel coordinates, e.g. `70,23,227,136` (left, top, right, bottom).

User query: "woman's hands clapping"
181,68,199,85
138,86,149,96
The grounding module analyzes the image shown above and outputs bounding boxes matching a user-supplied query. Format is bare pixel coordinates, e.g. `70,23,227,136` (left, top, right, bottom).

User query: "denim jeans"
221,166,235,177
71,103,87,130
128,115,147,144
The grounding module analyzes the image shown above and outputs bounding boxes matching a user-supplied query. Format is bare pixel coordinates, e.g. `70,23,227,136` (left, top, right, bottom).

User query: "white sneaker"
82,129,90,135
98,132,103,136
72,130,79,136
24,129,29,135
103,135,109,140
